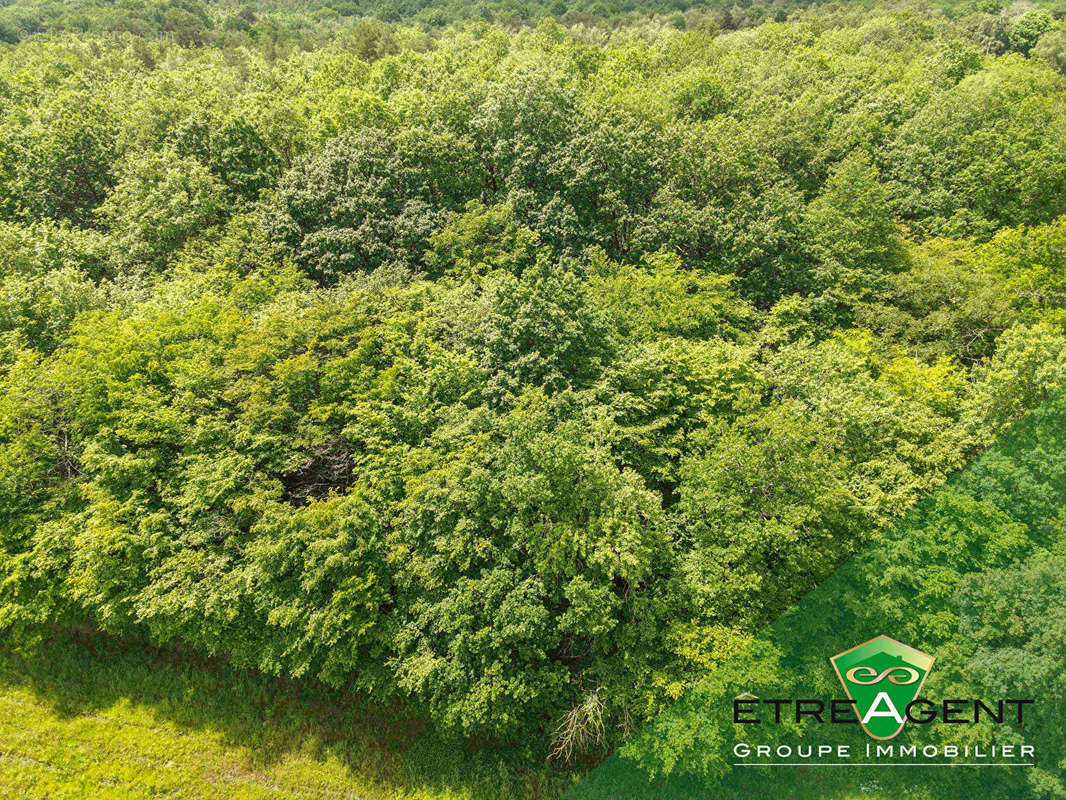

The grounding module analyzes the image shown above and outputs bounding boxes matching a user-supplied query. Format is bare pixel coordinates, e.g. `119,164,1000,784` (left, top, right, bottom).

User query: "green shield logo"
830,635,934,740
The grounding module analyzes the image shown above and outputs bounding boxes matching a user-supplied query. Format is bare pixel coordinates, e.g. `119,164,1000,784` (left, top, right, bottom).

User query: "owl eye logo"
844,666,921,686
831,636,935,740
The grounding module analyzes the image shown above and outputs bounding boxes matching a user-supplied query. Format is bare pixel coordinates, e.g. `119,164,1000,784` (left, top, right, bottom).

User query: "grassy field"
0,633,964,800
0,632,921,800
0,634,939,800
0,630,570,800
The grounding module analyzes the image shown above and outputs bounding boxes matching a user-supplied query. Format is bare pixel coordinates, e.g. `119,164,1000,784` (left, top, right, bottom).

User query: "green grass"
0,629,572,800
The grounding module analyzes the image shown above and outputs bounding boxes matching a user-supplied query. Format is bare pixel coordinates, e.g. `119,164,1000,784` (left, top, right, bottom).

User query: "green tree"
267,128,484,283
96,148,226,271
803,153,906,306
0,94,116,226
171,115,282,207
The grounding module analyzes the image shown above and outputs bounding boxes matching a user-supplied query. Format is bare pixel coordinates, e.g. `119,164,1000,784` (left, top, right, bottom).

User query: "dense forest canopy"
2,0,1066,47
0,0,1065,775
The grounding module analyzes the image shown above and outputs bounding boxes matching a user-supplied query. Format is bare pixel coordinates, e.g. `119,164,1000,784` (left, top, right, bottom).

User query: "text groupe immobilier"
733,742,1036,760
732,696,1036,762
